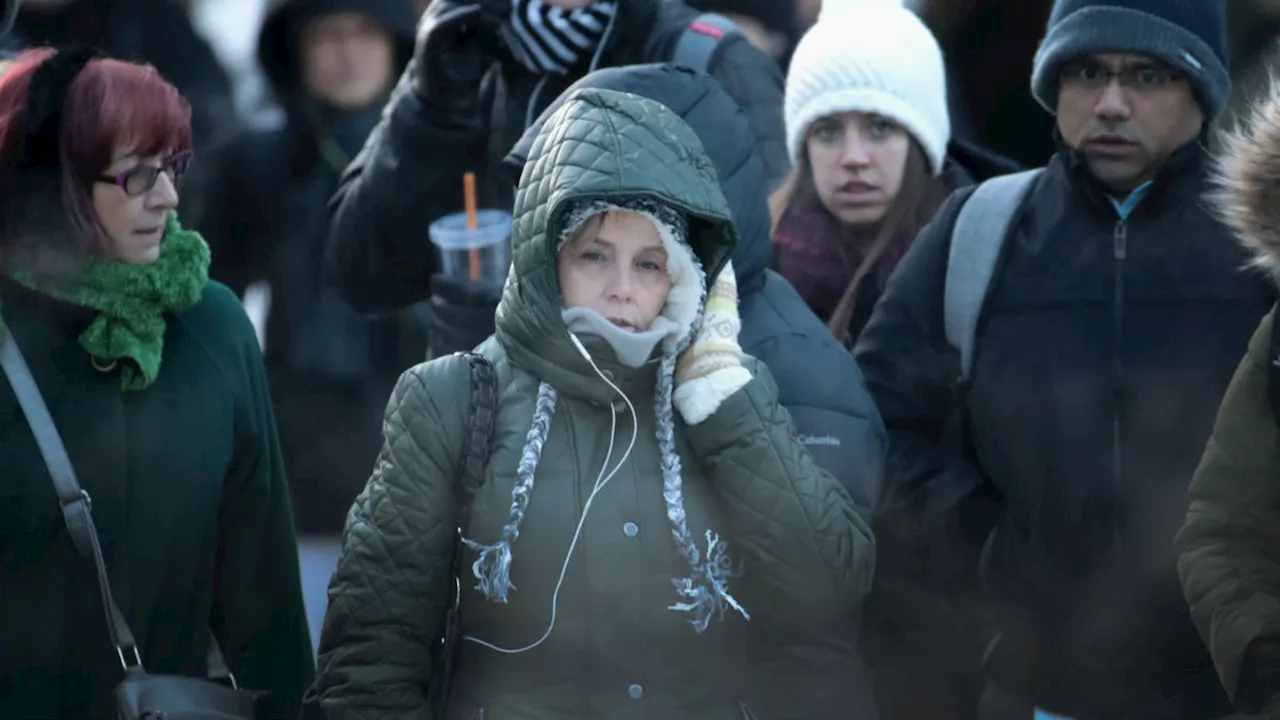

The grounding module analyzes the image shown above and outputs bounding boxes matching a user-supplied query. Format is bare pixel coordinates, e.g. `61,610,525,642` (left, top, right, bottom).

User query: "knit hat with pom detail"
784,0,950,174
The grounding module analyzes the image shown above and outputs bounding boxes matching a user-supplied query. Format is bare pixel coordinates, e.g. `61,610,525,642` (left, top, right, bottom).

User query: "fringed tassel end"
669,530,749,632
463,538,516,603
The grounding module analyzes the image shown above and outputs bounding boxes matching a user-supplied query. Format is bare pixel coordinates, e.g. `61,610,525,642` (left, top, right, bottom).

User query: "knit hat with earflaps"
464,196,749,633
784,0,950,174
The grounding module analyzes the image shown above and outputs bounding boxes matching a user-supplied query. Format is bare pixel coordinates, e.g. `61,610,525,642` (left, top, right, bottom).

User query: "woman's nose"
607,266,635,302
841,131,872,167
145,172,179,210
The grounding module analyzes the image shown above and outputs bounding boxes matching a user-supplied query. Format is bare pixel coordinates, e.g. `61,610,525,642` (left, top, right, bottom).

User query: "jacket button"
628,684,643,700
623,522,638,537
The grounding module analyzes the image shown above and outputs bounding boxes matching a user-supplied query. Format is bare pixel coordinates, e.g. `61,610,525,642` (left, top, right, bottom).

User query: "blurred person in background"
856,0,1273,718
197,0,417,653
684,0,800,71
916,0,1056,170
1,0,242,230
0,47,312,718
1221,0,1280,140
771,0,1016,348
324,0,790,361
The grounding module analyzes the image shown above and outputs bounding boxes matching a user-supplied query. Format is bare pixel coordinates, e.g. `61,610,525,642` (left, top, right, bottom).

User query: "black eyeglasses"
1059,61,1185,93
96,152,192,196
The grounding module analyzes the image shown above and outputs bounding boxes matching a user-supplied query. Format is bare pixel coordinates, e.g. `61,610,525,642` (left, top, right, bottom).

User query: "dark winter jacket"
1178,82,1280,715
324,0,789,316
311,87,872,720
504,63,884,717
854,140,1274,719
0,280,314,719
202,0,420,533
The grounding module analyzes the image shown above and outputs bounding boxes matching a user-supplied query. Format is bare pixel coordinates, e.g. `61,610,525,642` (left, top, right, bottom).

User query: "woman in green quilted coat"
310,86,875,719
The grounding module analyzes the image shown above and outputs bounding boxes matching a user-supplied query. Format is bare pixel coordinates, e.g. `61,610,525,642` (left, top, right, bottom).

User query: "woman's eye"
869,118,897,136
580,251,605,262
638,260,664,272
813,123,841,141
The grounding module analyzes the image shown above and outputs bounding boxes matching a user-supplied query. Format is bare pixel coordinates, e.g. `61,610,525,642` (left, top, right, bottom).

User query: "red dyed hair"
0,48,192,256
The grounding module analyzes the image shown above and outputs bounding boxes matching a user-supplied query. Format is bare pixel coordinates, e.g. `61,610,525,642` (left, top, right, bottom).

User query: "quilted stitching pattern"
311,88,872,720
685,358,875,630
312,357,473,720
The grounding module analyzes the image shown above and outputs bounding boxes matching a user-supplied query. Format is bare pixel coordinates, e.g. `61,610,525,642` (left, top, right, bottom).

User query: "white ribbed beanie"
784,0,950,174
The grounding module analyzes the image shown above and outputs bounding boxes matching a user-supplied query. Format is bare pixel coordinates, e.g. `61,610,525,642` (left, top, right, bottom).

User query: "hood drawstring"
464,337,747,656
655,351,749,631
463,381,558,603
465,334,639,654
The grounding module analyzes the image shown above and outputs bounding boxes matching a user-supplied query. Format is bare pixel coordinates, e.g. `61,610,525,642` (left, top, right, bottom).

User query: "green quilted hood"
495,87,737,402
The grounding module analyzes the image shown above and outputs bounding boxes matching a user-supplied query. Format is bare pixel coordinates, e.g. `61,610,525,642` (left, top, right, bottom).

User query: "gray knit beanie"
1031,0,1229,119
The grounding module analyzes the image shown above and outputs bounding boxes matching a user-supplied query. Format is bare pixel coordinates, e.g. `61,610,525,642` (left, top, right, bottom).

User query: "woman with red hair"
0,48,314,718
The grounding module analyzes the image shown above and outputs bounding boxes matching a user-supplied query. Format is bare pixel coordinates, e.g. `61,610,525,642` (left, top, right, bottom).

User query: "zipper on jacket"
1111,219,1127,551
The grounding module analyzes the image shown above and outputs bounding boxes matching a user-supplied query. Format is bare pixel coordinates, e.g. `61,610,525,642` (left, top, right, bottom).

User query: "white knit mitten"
674,261,752,425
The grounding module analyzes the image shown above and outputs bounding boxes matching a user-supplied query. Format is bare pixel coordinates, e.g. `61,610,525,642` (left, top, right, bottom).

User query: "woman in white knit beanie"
771,0,953,346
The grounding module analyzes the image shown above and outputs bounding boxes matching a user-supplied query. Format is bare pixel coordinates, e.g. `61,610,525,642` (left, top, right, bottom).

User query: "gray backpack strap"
944,169,1043,382
672,13,743,73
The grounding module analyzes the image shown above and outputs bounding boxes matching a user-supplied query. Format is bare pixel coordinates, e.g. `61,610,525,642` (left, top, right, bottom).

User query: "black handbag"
1,325,260,720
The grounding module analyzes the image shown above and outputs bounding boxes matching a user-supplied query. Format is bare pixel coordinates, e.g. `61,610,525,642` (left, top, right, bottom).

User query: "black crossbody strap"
1,324,235,684
431,351,498,718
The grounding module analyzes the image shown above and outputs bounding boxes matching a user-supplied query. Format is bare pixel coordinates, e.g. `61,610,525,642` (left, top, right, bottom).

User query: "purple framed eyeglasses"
96,151,192,196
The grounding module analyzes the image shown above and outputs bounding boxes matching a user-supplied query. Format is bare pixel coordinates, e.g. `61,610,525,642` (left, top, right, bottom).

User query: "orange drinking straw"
463,172,481,282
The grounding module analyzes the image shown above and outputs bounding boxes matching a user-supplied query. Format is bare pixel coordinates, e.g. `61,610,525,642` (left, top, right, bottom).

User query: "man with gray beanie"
855,0,1276,718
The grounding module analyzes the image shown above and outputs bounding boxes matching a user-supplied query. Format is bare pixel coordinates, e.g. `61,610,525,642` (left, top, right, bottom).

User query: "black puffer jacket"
854,141,1275,719
202,0,421,534
504,63,884,717
324,0,789,316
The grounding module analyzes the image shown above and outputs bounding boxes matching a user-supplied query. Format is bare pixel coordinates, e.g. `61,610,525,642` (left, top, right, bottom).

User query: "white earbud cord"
463,334,639,654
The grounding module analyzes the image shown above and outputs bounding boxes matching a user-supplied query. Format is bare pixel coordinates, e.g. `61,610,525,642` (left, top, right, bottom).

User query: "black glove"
412,0,506,109
426,273,501,360
1239,640,1280,717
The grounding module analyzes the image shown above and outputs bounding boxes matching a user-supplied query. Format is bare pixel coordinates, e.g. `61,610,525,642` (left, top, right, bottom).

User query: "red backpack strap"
672,13,743,74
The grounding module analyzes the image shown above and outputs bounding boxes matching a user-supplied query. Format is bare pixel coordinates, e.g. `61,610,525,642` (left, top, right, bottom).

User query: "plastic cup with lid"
428,209,513,289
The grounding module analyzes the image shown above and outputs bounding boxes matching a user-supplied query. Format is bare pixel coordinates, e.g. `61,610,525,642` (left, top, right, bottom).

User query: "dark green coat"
0,279,315,718
311,89,875,719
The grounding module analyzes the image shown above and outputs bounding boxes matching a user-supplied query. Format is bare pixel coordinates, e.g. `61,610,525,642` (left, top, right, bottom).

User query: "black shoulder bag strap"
0,325,237,685
430,351,498,717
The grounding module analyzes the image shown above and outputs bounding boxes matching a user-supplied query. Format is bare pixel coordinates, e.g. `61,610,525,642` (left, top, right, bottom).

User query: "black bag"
1,325,260,720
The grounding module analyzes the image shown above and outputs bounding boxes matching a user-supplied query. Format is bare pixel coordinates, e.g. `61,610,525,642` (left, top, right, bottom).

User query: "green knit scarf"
4,212,210,391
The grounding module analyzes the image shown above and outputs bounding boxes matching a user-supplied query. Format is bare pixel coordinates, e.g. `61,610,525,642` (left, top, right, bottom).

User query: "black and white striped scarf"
502,0,618,76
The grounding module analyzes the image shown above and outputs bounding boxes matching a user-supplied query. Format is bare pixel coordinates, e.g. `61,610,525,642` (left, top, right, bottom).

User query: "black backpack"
672,13,745,73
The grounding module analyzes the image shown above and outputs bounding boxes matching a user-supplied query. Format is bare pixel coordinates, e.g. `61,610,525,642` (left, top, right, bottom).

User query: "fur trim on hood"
1213,78,1280,272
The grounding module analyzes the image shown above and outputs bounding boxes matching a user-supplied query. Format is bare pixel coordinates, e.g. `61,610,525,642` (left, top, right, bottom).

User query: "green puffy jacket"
1178,81,1280,713
311,88,874,720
